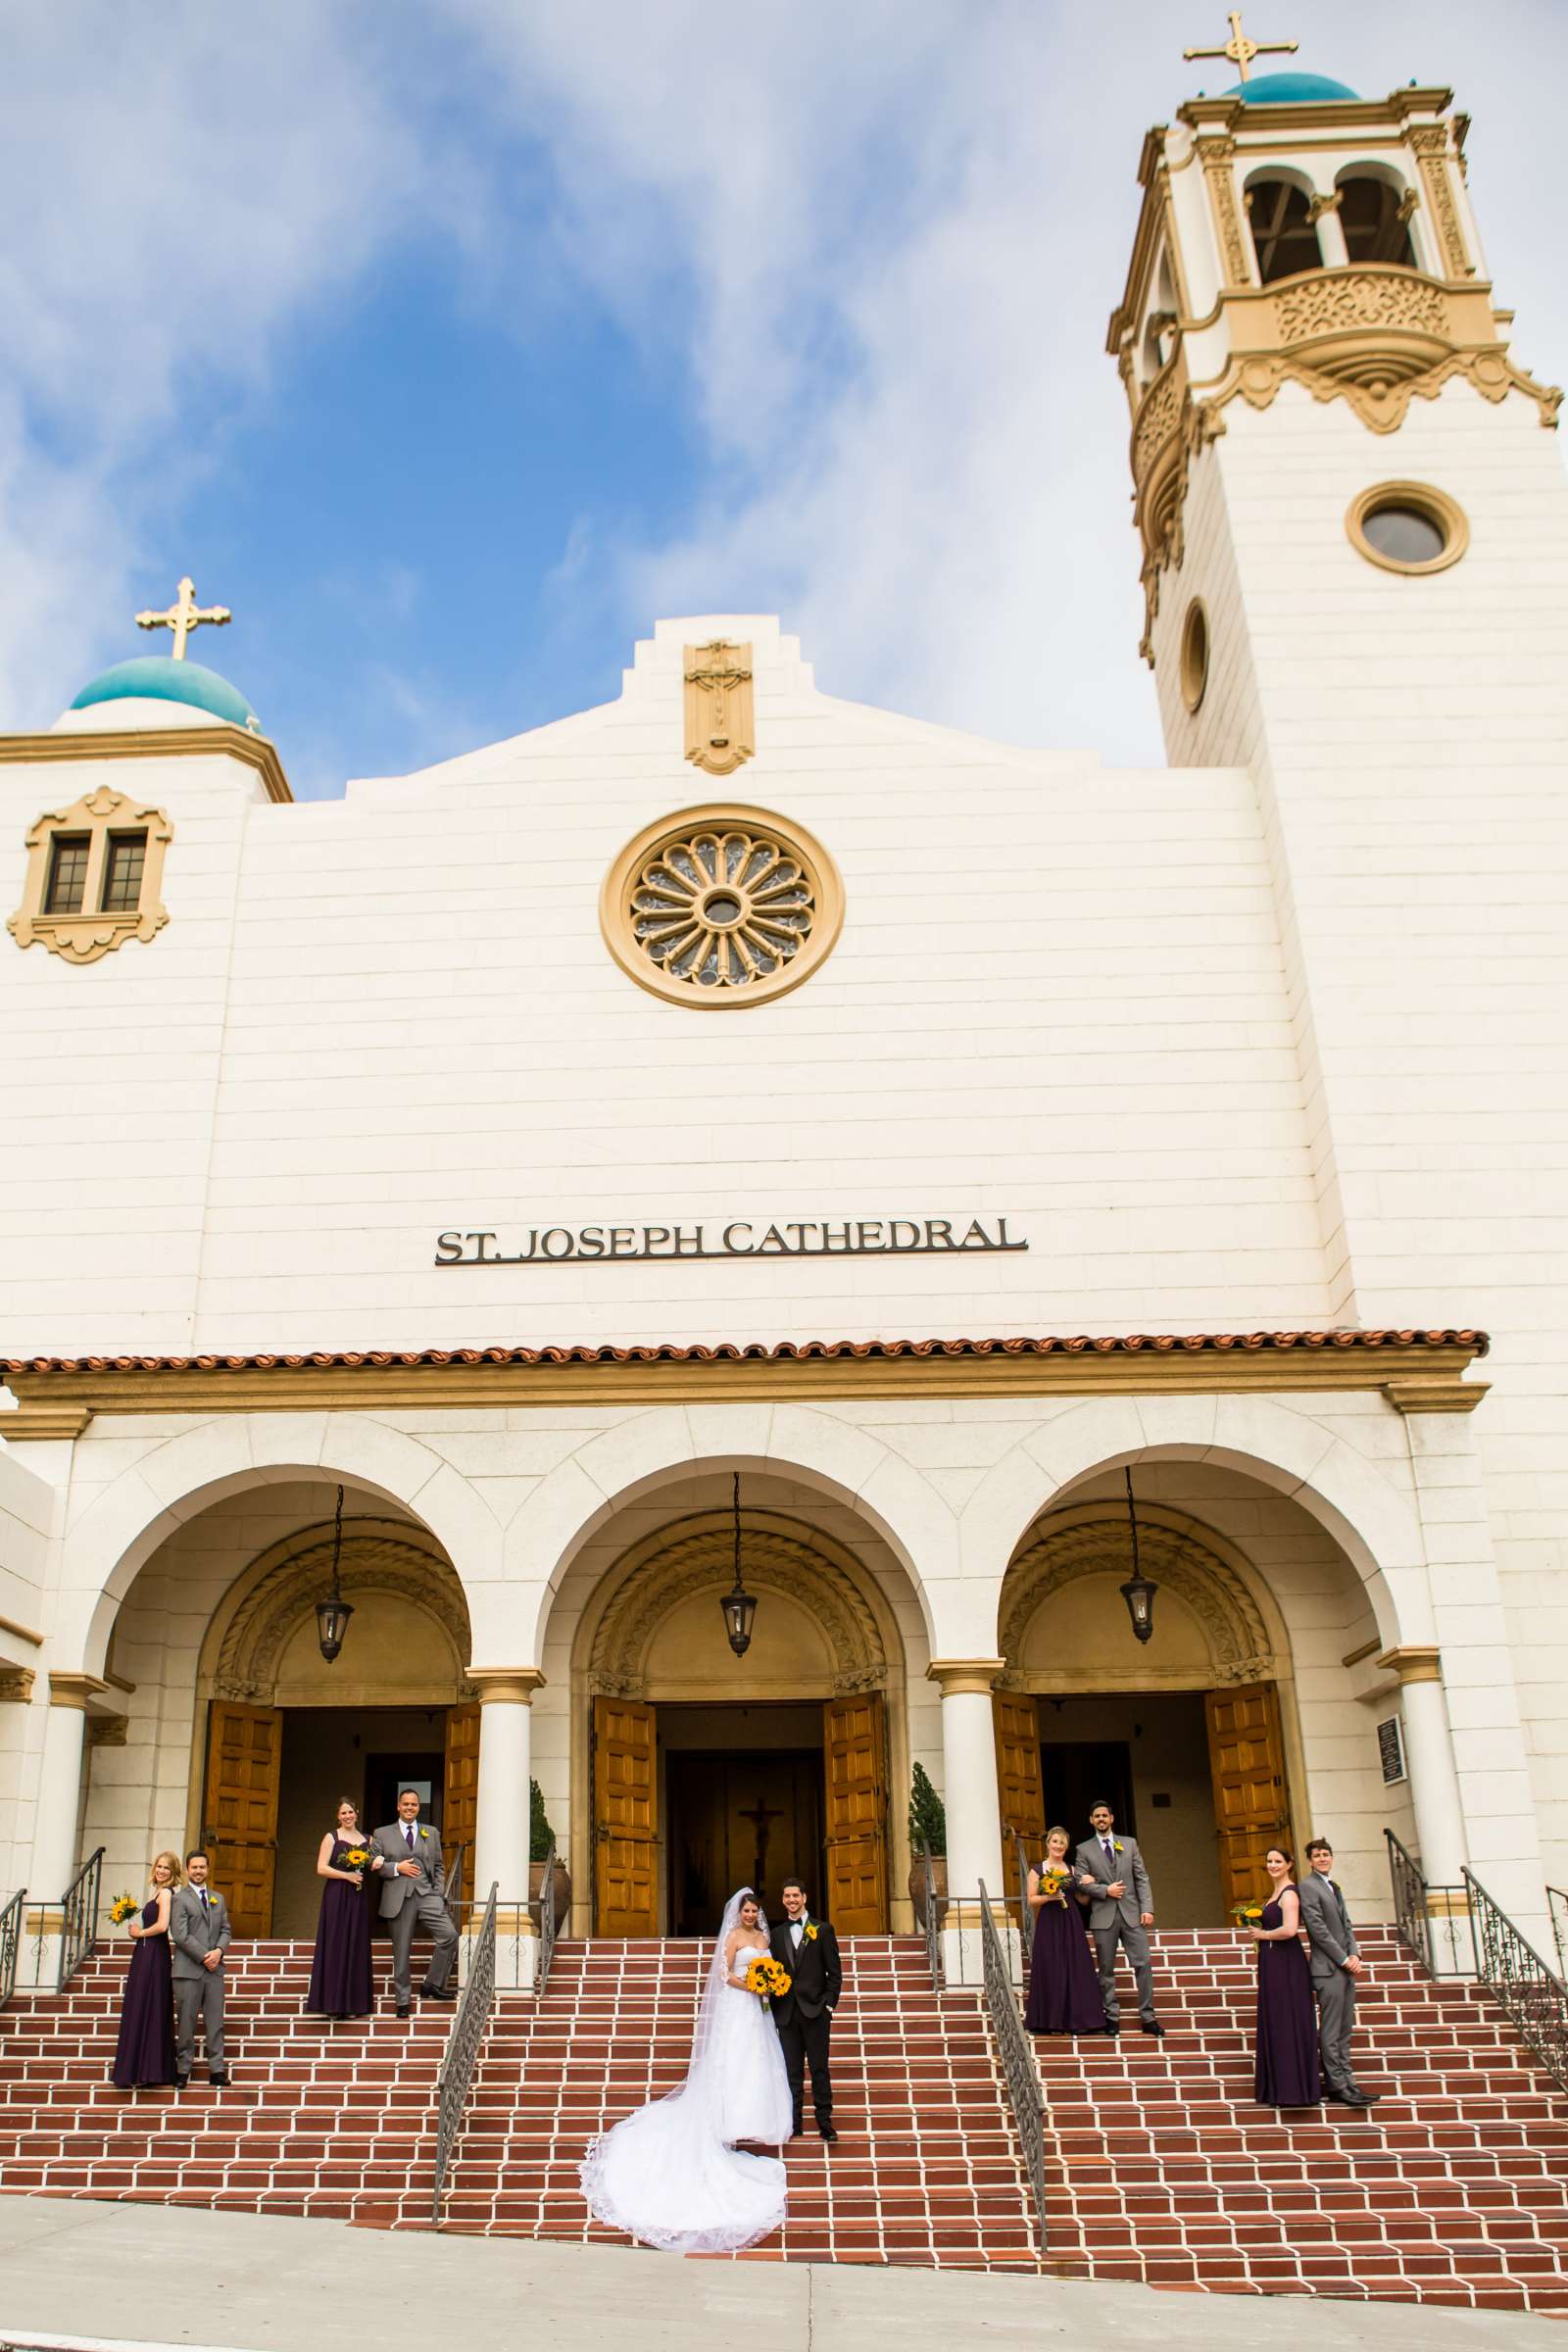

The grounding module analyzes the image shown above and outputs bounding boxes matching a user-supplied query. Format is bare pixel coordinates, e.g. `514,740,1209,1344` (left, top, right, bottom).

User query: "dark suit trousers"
777,2009,833,2127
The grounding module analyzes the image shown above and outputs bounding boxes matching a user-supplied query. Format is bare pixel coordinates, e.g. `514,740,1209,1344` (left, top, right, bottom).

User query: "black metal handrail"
432,1878,498,2226
1009,1826,1032,1951
444,1841,466,1924
1385,1827,1475,1978
1546,1886,1567,1986
58,1846,105,1992
0,1887,25,2013
976,1881,1047,2248
1464,1867,1568,2093
917,1837,943,1987
535,1842,559,1994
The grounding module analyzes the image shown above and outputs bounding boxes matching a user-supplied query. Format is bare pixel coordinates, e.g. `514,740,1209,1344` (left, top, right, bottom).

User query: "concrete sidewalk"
0,2197,1561,2352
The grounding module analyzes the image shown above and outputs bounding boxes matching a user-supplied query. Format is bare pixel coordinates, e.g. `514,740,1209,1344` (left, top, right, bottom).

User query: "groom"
768,1878,841,2142
370,1788,459,2019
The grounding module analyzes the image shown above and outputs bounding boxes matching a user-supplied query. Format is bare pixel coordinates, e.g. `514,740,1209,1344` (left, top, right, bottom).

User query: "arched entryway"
85,1483,474,1936
571,1504,907,1936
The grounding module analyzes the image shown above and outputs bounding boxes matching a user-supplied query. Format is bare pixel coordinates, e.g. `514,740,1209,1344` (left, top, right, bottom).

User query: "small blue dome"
70,656,259,730
1228,71,1360,104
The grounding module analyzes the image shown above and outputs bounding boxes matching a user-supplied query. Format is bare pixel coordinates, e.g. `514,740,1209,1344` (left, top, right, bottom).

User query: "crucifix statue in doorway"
738,1789,786,1904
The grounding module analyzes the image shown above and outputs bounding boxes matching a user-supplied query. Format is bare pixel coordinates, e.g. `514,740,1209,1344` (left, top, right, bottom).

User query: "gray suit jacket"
170,1885,231,1983
1074,1834,1152,1931
1298,1868,1359,1981
370,1821,447,1918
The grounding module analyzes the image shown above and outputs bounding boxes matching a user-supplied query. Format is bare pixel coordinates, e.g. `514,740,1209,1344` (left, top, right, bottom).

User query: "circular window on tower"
600,803,845,1008
1347,482,1469,577
1179,597,1210,713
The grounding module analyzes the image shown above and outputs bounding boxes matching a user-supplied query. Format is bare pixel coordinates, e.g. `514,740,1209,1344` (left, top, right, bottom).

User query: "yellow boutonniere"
805,1923,818,1941
419,1828,428,1840
1114,1841,1124,1854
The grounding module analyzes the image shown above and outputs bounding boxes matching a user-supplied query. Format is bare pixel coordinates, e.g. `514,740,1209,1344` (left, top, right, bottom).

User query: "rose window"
601,805,843,1008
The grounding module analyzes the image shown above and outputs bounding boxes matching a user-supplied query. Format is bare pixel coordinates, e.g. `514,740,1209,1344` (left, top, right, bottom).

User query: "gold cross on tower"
134,575,232,662
1184,12,1298,81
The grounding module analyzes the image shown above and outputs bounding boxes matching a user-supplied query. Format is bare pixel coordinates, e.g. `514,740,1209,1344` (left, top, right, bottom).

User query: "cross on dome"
134,574,231,662
1183,10,1298,81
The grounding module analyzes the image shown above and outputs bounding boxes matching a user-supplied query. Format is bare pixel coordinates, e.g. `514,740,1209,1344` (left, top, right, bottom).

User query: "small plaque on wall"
1378,1715,1407,1787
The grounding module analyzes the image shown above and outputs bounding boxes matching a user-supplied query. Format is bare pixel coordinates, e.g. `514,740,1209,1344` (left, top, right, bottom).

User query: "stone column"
1309,190,1349,268
927,1659,1007,1983
23,1673,106,1987
469,1668,544,1987
1378,1645,1467,1885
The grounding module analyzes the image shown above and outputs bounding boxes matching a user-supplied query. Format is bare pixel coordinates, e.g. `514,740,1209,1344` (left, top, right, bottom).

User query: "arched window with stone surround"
1336,170,1418,270
1245,174,1320,285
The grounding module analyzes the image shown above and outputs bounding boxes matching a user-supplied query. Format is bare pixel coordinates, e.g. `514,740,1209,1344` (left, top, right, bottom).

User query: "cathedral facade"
1,60,1564,1985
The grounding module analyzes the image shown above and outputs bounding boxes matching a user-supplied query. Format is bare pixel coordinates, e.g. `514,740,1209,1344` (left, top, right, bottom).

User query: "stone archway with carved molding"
585,1509,893,1699
202,1515,473,1705
998,1503,1290,1692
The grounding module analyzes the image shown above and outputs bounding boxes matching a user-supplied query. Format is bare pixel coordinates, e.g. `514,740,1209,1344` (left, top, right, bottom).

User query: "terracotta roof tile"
0,1328,1488,1377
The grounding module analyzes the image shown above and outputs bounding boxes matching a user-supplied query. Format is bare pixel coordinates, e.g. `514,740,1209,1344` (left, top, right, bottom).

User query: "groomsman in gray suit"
1075,1801,1164,2036
370,1788,459,2018
1298,1838,1379,2107
171,1849,231,2085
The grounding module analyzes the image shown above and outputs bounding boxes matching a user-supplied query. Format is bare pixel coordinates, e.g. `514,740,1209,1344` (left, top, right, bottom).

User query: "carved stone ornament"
0,1667,36,1704
8,785,173,964
998,1506,1278,1689
589,1510,888,1698
212,1518,471,1702
86,1712,129,1747
1407,124,1472,277
684,640,755,776
600,802,844,1009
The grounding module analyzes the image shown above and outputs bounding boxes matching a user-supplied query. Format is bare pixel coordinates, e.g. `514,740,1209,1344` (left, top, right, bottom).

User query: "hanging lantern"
1118,1466,1158,1645
314,1485,355,1663
720,1472,759,1657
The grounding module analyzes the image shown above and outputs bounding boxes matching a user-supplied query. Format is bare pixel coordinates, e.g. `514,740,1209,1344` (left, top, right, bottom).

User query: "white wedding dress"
579,1888,795,2253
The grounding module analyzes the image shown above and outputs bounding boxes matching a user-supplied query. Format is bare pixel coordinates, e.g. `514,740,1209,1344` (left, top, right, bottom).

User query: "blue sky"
5,2,1567,799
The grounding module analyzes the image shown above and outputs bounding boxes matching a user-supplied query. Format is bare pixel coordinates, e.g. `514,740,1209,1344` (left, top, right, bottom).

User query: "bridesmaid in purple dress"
111,1851,179,2088
306,1796,377,2018
1250,1846,1320,2106
1024,1825,1107,2034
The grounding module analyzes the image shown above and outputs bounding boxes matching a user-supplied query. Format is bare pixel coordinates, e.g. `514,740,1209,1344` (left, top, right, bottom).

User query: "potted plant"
529,1778,571,1925
906,1762,949,1930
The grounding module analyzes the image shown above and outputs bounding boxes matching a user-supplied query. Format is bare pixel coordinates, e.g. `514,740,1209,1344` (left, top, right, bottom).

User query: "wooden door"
443,1702,480,1897
823,1690,889,1934
202,1700,281,1936
593,1696,659,1936
994,1692,1048,1863
1205,1681,1291,1914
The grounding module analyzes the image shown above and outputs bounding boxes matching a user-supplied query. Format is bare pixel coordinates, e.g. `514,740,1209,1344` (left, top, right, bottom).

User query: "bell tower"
1106,33,1568,1338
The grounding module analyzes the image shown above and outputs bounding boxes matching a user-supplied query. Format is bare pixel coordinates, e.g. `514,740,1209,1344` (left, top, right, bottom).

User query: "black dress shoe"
419,1984,456,2001
1140,2020,1165,2037
817,2121,838,2142
1342,2088,1379,2106
396,2003,412,2018
175,2073,191,2088
1103,2020,1121,2035
208,2073,229,2087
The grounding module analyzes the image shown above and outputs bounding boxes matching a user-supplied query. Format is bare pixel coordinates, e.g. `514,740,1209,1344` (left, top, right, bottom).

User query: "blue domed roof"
70,656,259,729
1227,71,1360,104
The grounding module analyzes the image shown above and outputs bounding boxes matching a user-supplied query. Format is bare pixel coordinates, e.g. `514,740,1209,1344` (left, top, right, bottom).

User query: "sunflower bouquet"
1038,1865,1070,1905
109,1891,141,1928
744,1954,792,2003
1232,1900,1264,1927
340,1845,375,1881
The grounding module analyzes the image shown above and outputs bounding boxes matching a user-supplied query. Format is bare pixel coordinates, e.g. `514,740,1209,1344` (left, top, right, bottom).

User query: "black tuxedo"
769,1913,841,2131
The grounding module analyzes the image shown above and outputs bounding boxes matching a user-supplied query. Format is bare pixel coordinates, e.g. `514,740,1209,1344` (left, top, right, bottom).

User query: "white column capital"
47,1672,109,1710
1377,1645,1443,1687
926,1657,1005,1697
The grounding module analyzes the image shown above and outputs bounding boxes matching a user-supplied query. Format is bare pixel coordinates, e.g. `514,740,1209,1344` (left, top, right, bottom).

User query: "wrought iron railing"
0,1887,24,2012
1010,1827,1032,1953
444,1841,466,1924
1385,1827,1474,1978
535,1843,559,1995
1464,1867,1568,2093
1386,1830,1568,2095
432,1878,498,2227
976,1882,1047,2247
58,1846,105,1991
917,1837,943,1987
1547,1886,1568,1985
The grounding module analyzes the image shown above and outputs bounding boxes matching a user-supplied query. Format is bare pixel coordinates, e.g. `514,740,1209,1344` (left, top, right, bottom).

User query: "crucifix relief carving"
684,640,755,776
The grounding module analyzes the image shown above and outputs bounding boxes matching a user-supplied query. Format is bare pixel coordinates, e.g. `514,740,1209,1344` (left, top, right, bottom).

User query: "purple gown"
1024,1883,1105,2034
111,1897,175,2087
307,1838,375,2017
1253,1886,1320,2106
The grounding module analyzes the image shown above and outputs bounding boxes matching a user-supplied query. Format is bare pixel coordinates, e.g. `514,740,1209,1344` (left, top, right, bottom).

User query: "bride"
579,1886,795,2253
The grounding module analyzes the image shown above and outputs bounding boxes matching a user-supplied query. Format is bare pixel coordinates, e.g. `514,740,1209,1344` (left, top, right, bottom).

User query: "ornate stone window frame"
1346,479,1469,576
600,801,844,1009
8,784,173,964
1179,597,1210,712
